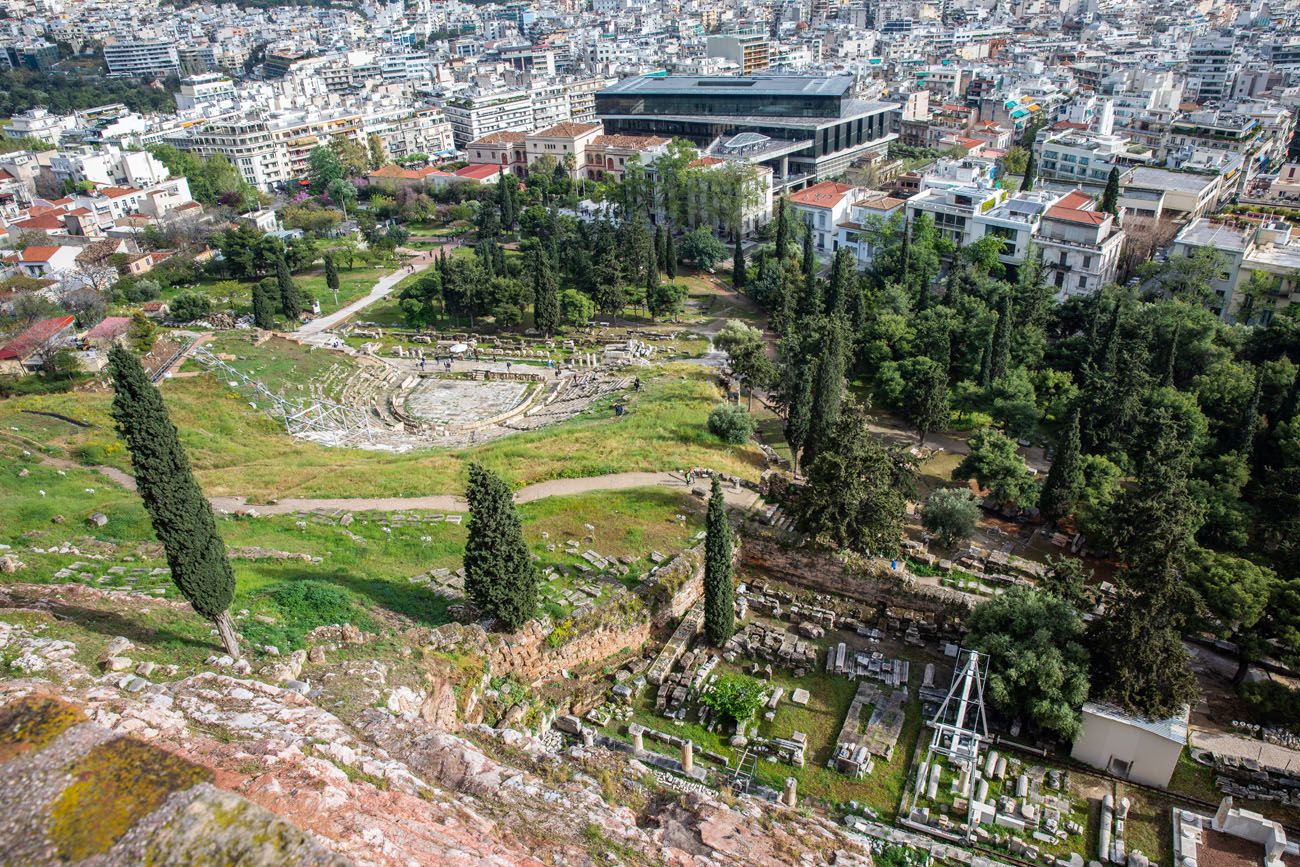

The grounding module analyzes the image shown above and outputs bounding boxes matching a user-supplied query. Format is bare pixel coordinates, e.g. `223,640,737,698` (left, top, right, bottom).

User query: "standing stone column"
784,777,798,808
682,740,694,774
630,724,644,753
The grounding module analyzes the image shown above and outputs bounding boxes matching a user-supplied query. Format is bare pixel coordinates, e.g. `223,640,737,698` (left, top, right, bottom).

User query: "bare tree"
1116,215,1178,282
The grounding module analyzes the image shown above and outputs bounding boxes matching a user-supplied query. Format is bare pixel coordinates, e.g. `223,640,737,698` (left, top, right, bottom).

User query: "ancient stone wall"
740,538,972,624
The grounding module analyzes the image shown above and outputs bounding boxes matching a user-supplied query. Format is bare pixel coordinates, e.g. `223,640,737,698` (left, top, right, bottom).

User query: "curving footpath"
44,458,760,515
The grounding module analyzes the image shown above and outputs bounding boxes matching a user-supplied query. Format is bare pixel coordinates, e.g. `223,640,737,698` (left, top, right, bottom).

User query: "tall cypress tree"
1100,167,1121,216
773,197,788,260
664,227,678,279
704,474,735,645
1039,404,1083,524
784,356,816,472
1234,368,1263,458
989,291,1012,383
497,169,515,229
802,321,847,470
733,235,746,289
645,241,659,294
463,463,539,630
252,278,277,330
276,256,302,321
1020,152,1036,192
324,253,340,304
655,224,667,272
826,247,851,316
802,228,815,279
107,346,241,657
532,245,560,335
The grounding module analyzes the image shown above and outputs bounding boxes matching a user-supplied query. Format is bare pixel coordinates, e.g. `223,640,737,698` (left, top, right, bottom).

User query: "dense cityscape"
0,0,1298,864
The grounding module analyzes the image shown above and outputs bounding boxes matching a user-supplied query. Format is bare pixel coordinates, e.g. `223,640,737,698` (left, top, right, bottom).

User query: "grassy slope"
0,363,764,500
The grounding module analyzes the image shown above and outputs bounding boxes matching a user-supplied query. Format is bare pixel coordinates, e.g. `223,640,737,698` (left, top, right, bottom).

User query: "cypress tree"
784,357,816,472
276,256,302,321
252,278,277,330
733,235,746,289
989,291,1012,383
704,475,735,645
773,197,788,260
664,226,678,279
645,241,659,294
324,253,340,304
532,245,560,335
802,228,815,279
1234,368,1263,459
802,322,847,470
107,345,241,657
1162,319,1181,387
1040,404,1083,524
1020,152,1036,191
756,250,768,284
655,224,666,272
1100,167,1121,216
979,321,995,388
497,169,515,229
463,463,539,630
826,247,851,315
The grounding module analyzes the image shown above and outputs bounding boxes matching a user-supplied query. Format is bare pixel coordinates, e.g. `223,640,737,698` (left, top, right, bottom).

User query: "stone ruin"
723,622,818,673
830,682,908,776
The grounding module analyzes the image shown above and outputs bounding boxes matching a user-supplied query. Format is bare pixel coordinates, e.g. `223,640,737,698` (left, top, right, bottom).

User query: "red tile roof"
13,213,66,231
591,134,670,149
1045,190,1107,225
468,131,527,146
789,181,857,209
19,245,65,263
83,316,132,341
455,163,505,180
0,315,75,361
534,121,601,138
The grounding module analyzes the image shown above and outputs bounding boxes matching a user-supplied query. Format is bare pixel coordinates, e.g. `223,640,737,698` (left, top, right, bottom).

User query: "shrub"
241,579,373,651
168,291,212,323
707,403,755,444
921,488,980,547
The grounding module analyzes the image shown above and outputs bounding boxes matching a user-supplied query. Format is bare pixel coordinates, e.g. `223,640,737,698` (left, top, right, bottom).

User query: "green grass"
181,260,396,318
0,363,763,500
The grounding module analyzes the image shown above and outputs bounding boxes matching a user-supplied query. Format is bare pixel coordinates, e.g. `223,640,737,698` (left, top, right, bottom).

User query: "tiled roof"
14,213,66,231
19,245,65,263
591,134,669,149
534,121,601,138
789,181,857,209
468,131,527,146
0,315,75,361
83,316,132,340
455,163,504,180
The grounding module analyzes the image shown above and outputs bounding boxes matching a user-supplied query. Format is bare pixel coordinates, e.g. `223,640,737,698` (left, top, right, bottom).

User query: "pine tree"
252,278,277,330
463,463,539,630
664,228,678,279
1234,368,1263,458
733,235,746,289
276,256,302,321
1039,404,1082,524
1100,167,1121,216
802,321,847,470
324,253,340,305
107,345,241,657
532,245,560,335
1020,152,1036,192
704,475,735,645
774,198,789,261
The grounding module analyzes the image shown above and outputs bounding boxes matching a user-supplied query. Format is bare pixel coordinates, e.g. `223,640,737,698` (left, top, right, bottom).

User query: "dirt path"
51,460,760,515
296,250,442,339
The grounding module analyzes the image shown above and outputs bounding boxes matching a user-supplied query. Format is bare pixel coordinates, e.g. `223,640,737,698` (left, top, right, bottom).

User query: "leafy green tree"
966,588,1090,739
558,288,594,328
463,464,539,630
954,428,1038,506
1101,168,1121,216
1087,589,1199,720
700,673,765,726
1186,547,1277,684
127,312,156,353
276,256,302,321
1039,404,1082,524
715,320,771,409
307,145,344,194
797,398,916,555
1041,555,1092,610
252,278,278,330
398,271,442,328
107,346,241,657
647,281,688,321
367,133,386,171
922,488,980,547
901,356,950,446
1000,146,1029,176
679,227,727,270
704,475,735,645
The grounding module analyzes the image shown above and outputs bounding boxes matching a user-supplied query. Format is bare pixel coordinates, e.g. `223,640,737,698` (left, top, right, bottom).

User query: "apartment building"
1036,190,1124,301
790,181,862,254
103,39,181,78
1035,130,1146,187
705,32,771,74
174,74,237,112
1185,37,1238,105
1172,219,1300,323
442,88,534,148
186,110,364,191
836,193,907,269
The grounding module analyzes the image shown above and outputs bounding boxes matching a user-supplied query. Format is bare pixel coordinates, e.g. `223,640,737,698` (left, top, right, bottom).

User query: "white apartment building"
1185,37,1238,105
1172,218,1300,323
836,193,907,269
3,108,74,145
103,39,181,78
442,88,534,147
790,181,863,254
530,82,571,132
1035,131,1144,187
363,107,455,160
174,74,237,112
